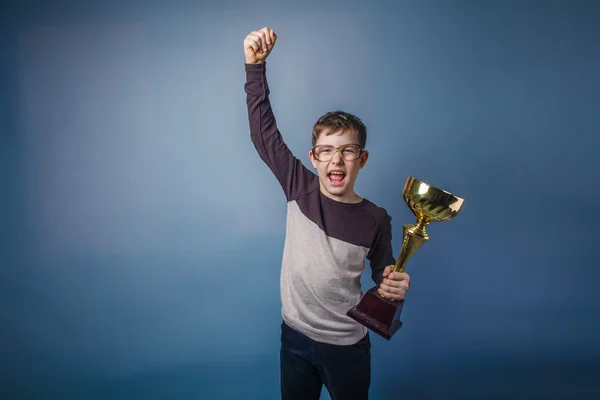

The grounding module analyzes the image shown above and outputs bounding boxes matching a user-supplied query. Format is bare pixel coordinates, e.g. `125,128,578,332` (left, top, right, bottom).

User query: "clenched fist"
378,266,410,301
244,26,277,64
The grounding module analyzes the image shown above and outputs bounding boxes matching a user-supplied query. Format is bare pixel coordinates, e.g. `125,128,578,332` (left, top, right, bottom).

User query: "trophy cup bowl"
346,176,465,340
404,176,464,225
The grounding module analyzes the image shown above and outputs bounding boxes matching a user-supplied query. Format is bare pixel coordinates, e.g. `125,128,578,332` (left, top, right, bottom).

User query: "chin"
328,189,347,198
320,180,349,197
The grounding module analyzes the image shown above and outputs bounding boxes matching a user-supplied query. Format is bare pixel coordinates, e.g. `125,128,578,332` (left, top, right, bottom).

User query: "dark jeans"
280,321,371,400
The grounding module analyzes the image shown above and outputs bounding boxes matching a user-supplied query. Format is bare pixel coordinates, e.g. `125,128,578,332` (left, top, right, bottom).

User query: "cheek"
346,164,360,177
314,162,327,174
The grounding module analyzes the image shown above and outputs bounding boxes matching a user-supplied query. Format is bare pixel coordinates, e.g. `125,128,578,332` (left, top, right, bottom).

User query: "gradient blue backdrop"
2,1,599,398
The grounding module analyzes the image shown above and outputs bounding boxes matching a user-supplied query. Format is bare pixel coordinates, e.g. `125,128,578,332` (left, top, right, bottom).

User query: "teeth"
329,171,345,175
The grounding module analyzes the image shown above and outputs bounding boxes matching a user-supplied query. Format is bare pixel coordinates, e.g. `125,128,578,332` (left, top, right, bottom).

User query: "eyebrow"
315,143,361,147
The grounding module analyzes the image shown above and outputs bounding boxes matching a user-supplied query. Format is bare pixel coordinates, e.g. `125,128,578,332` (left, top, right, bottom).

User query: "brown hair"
311,111,367,149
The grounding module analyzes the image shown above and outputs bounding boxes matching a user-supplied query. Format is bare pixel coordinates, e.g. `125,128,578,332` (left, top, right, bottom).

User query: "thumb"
382,265,393,278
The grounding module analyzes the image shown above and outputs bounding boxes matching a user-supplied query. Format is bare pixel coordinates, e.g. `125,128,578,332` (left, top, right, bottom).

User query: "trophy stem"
393,216,430,273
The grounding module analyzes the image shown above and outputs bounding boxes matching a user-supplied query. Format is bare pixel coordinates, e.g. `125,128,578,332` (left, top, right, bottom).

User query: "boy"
243,27,410,399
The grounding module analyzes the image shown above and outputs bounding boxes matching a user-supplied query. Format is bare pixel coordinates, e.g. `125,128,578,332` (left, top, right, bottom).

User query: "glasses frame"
311,143,364,162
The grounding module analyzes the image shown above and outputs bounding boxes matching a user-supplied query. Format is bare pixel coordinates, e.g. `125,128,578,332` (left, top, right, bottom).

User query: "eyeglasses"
311,144,363,162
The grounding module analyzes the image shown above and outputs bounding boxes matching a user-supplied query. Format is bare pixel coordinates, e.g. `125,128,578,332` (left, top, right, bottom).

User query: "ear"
309,150,318,169
359,150,369,169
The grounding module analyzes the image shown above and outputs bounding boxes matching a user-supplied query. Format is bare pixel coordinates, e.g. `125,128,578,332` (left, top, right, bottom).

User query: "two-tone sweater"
244,62,396,345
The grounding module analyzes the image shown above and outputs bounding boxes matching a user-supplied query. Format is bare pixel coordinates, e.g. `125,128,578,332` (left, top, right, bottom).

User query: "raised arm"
243,27,317,201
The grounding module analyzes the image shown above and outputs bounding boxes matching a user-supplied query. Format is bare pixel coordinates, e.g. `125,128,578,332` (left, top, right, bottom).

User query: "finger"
379,281,407,294
244,37,260,53
382,278,407,289
245,34,262,48
248,31,265,47
262,27,271,45
267,29,276,52
270,29,276,44
248,32,264,52
388,272,409,282
254,29,268,53
382,265,392,278
378,286,405,300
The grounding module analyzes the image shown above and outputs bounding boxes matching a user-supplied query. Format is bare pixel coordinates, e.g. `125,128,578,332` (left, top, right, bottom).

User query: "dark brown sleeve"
367,210,396,285
244,62,317,201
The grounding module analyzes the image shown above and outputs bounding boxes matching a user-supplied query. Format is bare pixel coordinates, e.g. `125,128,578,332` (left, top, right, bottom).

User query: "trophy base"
347,286,404,340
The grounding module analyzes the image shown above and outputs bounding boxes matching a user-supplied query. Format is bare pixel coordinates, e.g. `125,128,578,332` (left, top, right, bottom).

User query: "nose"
330,149,344,164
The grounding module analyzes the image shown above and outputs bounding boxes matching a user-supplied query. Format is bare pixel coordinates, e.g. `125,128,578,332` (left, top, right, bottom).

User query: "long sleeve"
244,63,317,201
367,210,396,285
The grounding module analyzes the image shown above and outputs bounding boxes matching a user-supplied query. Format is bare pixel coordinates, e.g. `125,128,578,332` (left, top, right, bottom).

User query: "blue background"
2,0,599,398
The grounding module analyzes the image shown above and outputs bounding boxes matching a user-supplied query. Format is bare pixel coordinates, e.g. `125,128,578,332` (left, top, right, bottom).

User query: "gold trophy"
347,176,465,339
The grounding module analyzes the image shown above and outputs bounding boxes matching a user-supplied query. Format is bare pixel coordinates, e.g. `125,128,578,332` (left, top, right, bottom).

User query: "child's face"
309,128,369,203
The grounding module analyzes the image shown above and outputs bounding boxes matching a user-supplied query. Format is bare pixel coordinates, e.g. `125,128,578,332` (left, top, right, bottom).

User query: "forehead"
315,129,359,146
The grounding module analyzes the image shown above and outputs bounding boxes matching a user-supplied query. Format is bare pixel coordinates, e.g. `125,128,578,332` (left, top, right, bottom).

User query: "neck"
319,184,363,204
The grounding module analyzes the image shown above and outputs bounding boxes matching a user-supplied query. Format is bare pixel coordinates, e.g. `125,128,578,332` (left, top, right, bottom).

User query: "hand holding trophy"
347,176,465,339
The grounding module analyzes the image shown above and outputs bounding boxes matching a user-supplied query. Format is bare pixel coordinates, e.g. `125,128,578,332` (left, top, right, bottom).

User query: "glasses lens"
314,146,332,160
340,145,361,160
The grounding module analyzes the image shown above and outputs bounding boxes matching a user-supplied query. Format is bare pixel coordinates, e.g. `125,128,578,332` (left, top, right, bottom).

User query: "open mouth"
328,171,346,186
